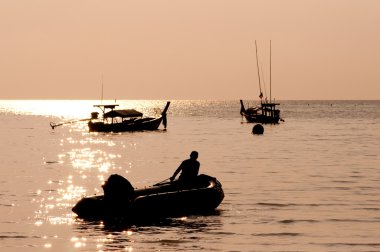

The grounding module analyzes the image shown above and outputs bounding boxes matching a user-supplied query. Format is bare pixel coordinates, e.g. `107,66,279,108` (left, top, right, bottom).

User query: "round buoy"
252,124,264,135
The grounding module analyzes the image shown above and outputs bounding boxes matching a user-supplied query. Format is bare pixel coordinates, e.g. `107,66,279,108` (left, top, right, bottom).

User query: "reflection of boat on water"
88,101,170,132
72,174,224,222
240,40,283,124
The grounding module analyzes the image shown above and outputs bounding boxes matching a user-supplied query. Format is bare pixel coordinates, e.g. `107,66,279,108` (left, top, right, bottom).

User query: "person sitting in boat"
170,151,200,186
102,174,134,217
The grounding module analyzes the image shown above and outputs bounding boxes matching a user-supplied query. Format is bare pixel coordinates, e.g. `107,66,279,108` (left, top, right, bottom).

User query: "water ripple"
252,232,301,237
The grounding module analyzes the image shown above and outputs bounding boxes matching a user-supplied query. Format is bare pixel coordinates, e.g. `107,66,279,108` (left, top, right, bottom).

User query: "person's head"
190,151,198,160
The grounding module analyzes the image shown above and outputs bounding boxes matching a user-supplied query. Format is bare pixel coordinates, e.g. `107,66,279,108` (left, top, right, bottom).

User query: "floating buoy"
252,124,264,135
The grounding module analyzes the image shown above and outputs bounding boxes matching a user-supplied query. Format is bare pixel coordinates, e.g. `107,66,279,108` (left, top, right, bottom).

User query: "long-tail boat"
240,41,283,124
240,100,281,124
50,101,171,132
88,101,170,132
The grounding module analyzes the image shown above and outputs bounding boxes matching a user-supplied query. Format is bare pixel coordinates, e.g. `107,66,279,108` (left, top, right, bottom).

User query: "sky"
1,0,379,100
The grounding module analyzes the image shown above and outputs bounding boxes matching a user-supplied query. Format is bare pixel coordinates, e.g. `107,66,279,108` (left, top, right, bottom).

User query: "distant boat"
50,101,171,131
88,101,170,132
240,100,281,124
72,174,224,222
240,41,283,124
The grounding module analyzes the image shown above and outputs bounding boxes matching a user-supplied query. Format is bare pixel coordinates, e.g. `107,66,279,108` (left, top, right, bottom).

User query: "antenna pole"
255,40,262,102
270,40,272,102
101,74,104,104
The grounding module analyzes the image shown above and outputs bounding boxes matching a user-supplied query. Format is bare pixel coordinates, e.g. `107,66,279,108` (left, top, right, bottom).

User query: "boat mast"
255,40,263,102
270,40,272,103
101,74,104,104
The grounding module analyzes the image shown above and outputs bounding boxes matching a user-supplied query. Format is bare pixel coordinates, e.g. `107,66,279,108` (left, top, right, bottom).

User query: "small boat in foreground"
72,174,224,222
88,101,170,132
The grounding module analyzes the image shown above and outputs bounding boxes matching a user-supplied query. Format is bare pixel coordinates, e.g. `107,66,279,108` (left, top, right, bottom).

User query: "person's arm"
195,161,200,176
170,163,183,182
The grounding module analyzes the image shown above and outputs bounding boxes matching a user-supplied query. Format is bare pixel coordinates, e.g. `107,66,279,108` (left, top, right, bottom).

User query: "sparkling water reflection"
0,100,379,251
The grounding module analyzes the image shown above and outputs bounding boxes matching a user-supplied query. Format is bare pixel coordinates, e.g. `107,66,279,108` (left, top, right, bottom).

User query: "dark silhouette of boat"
72,174,224,222
240,41,283,124
88,101,170,132
240,100,281,124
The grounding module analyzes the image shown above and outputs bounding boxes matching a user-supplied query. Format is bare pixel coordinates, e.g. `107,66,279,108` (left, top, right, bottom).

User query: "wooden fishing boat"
240,100,281,124
88,101,170,132
72,174,224,222
50,101,171,132
240,41,283,124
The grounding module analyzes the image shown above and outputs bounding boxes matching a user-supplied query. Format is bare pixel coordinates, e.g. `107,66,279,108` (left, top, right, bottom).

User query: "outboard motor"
91,112,99,119
102,174,134,217
102,174,134,201
72,174,134,219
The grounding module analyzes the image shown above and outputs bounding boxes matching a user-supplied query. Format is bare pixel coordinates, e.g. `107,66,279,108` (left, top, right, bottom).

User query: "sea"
0,100,379,252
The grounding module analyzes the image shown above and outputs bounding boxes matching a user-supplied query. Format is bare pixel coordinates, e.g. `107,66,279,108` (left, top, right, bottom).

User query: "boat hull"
88,117,163,132
241,112,280,124
72,175,224,222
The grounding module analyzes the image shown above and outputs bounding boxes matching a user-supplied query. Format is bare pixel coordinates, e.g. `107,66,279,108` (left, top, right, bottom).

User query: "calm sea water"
0,100,379,252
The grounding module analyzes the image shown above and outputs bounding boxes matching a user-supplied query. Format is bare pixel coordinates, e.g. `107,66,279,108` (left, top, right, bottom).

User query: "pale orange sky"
1,0,379,100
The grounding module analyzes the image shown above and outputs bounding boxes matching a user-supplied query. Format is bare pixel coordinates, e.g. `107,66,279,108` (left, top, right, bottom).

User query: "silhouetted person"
170,151,200,186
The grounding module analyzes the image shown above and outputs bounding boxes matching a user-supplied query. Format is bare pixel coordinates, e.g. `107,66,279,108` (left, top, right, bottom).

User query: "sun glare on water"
0,100,167,119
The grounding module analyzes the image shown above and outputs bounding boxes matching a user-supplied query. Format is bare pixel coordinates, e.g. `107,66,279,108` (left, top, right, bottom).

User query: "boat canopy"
104,109,143,118
94,104,119,109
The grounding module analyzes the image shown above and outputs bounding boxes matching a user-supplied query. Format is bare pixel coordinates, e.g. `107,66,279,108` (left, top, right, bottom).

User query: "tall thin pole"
270,40,272,102
255,40,262,101
101,74,104,104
